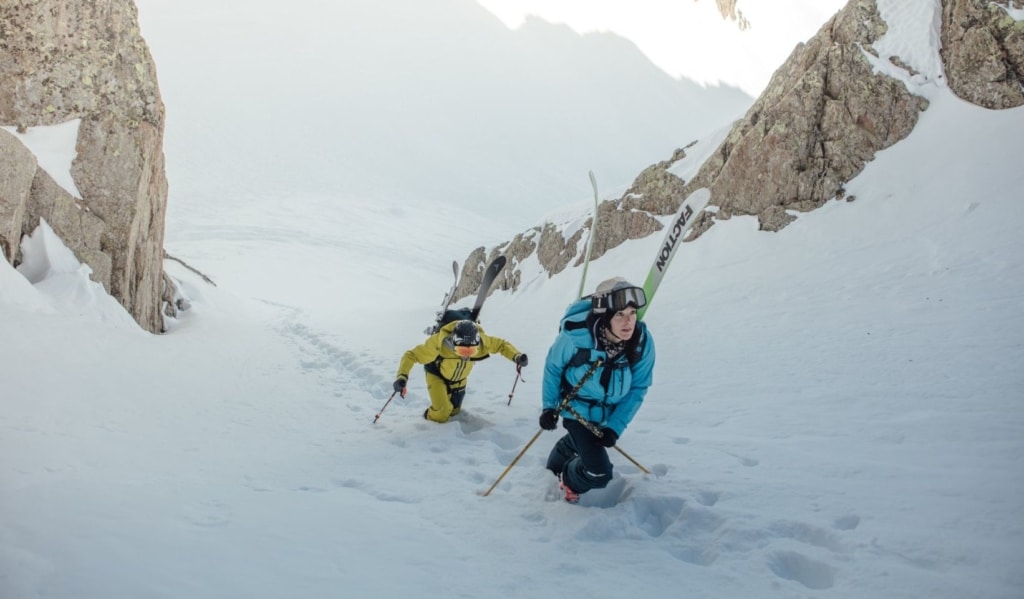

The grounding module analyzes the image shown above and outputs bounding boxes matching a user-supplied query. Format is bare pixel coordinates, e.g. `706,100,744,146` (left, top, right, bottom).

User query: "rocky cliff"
713,0,750,31
455,0,1024,302
0,0,170,333
942,0,1024,108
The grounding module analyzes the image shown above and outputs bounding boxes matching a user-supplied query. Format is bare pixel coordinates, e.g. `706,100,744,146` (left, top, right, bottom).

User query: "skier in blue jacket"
539,277,656,503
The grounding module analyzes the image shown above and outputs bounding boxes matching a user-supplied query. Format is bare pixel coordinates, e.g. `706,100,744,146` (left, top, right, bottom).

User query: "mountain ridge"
454,0,1023,303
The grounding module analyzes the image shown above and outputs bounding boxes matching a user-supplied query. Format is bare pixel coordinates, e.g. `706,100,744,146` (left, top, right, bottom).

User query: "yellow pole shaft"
481,428,544,497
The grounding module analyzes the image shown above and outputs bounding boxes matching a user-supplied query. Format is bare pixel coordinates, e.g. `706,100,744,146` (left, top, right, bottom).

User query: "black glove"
393,377,407,397
598,427,618,448
515,353,529,367
539,409,559,430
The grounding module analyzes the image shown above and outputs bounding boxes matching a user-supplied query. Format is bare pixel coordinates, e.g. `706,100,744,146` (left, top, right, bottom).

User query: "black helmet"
450,320,481,346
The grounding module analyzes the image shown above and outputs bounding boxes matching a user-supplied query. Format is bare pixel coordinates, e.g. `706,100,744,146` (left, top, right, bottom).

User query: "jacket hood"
558,299,598,344
559,299,591,326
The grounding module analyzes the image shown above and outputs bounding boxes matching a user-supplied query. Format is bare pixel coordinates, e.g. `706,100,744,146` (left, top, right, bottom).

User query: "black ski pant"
545,418,613,495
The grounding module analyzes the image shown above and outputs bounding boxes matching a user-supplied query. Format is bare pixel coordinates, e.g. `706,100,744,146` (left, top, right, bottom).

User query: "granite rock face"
690,0,927,232
0,0,170,333
0,129,35,262
941,0,1024,109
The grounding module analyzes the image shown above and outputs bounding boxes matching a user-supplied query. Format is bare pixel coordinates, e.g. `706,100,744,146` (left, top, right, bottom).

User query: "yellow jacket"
397,320,521,389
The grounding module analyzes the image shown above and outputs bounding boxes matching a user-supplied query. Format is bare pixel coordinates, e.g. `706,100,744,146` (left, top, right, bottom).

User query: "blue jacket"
542,299,655,436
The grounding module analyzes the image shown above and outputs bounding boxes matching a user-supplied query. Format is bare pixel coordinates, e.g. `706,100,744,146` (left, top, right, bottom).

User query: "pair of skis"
426,171,708,332
578,172,710,318
425,255,507,334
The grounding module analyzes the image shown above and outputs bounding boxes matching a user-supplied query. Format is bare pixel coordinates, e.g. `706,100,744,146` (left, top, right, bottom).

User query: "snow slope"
2,2,1023,598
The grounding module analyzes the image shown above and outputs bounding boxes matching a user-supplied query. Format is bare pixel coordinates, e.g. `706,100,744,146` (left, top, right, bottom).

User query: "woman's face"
605,307,638,341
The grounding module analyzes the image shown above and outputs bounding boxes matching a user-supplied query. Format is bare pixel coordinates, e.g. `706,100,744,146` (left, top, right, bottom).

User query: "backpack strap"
559,327,647,397
424,354,490,389
562,318,588,332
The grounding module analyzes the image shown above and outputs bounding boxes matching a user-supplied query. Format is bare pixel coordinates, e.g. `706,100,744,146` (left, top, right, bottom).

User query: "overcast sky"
476,0,848,96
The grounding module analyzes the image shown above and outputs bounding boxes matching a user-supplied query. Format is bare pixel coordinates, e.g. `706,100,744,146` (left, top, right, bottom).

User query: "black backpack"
438,307,475,328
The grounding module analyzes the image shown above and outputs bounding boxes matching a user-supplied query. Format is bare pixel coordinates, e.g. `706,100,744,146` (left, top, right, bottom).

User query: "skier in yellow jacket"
394,320,527,423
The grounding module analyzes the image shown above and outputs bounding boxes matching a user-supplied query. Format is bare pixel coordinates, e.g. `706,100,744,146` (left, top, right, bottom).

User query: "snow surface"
872,0,946,93
3,2,1024,598
1001,2,1024,20
0,119,82,199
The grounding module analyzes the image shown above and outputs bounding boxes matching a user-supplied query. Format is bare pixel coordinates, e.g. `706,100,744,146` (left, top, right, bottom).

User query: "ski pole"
613,446,651,474
372,390,399,424
507,366,523,406
561,402,652,474
576,171,599,300
482,360,601,496
481,428,543,497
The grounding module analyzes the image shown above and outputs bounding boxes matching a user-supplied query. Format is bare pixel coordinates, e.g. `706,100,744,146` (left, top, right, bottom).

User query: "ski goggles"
454,344,478,359
592,286,647,314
